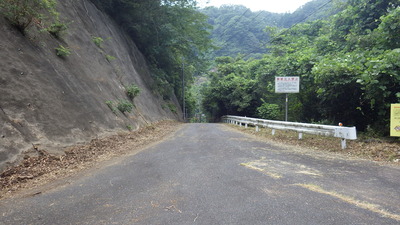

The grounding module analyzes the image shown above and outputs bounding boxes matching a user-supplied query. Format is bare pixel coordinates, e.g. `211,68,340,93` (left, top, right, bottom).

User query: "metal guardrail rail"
222,115,357,149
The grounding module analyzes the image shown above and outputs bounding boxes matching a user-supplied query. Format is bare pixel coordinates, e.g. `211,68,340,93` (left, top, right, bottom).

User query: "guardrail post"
245,123,248,128
341,139,347,149
298,132,303,140
272,129,275,136
256,126,259,132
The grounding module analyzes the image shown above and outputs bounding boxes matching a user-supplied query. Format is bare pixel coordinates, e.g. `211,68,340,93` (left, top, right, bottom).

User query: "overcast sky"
197,0,314,13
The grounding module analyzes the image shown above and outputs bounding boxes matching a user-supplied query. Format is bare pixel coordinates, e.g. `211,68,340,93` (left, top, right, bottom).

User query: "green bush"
55,45,71,57
0,0,58,34
126,125,133,131
256,102,281,120
105,55,116,62
117,100,133,113
92,36,104,48
126,83,140,100
47,20,68,38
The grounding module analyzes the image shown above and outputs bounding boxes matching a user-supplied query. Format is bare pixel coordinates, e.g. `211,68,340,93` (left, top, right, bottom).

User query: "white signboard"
275,76,300,93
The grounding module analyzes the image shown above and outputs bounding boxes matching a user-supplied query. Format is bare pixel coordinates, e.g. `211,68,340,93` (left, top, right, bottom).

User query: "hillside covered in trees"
201,0,400,136
200,0,335,59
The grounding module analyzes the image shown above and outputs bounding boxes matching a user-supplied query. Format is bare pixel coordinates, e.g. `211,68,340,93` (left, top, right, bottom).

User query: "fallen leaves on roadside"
229,125,400,164
0,121,181,199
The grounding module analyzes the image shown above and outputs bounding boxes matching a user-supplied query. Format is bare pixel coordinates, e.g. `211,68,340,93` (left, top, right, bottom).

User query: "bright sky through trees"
197,0,313,13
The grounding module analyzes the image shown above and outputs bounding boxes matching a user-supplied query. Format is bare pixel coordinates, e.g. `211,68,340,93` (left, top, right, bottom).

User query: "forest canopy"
201,0,400,135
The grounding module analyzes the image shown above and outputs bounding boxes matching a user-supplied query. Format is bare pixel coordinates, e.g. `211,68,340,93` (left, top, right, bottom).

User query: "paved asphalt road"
1,124,400,225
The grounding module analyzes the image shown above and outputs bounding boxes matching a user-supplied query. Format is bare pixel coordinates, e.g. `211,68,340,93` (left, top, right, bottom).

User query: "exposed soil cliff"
0,0,182,171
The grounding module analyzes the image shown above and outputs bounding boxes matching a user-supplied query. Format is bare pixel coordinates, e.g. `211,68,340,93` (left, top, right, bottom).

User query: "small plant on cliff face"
117,100,133,113
105,100,117,114
47,20,68,38
92,36,104,48
105,55,116,62
0,0,58,34
167,103,177,114
126,83,141,100
55,45,71,57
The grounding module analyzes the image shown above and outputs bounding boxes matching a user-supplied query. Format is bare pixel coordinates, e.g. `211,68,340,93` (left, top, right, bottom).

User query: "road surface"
1,123,400,224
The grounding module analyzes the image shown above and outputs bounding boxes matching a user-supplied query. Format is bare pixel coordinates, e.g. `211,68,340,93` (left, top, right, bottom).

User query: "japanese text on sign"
275,77,300,93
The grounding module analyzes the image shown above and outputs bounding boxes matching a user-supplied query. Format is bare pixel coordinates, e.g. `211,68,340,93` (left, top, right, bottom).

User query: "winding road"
1,123,400,224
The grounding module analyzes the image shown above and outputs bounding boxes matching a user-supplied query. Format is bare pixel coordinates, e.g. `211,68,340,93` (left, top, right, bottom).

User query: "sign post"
390,104,400,137
275,77,300,121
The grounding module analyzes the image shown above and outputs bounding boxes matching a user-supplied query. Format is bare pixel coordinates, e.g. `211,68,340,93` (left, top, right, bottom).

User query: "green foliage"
166,103,177,114
55,45,71,57
47,20,68,38
162,102,177,114
374,7,400,49
117,100,133,113
201,0,400,135
90,0,213,107
202,56,261,120
126,125,133,131
200,0,335,59
105,55,116,62
92,36,104,48
125,83,140,100
257,102,281,120
0,0,58,33
105,100,117,114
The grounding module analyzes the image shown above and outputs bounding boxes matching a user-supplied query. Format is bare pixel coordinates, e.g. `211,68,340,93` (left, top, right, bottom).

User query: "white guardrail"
222,115,357,149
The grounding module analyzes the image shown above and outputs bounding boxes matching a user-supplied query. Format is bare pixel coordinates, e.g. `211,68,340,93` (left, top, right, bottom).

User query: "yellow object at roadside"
390,104,400,137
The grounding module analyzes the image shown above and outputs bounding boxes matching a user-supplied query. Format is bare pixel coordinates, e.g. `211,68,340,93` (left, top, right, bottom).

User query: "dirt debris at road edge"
225,124,400,166
0,121,182,199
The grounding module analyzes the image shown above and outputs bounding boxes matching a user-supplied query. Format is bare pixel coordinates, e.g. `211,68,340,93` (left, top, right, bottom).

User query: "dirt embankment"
0,0,182,171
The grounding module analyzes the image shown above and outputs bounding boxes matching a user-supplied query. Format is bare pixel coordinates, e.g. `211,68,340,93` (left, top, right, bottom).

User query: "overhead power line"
275,0,334,38
217,8,250,40
215,10,264,55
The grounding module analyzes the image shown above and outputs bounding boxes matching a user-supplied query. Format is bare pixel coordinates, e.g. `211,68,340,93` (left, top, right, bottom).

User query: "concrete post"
341,139,347,149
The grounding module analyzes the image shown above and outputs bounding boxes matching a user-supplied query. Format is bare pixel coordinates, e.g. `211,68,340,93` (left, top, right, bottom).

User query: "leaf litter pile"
0,121,181,199
230,125,400,164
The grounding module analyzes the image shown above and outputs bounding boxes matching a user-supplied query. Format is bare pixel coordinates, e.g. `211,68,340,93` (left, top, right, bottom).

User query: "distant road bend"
1,123,400,224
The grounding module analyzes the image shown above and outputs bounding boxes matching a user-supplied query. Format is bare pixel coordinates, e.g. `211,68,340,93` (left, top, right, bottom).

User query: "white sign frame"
275,76,300,93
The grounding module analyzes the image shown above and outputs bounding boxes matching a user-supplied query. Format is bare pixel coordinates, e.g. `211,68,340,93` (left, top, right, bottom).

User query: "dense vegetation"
0,0,62,34
202,0,400,136
89,0,214,104
200,0,335,59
